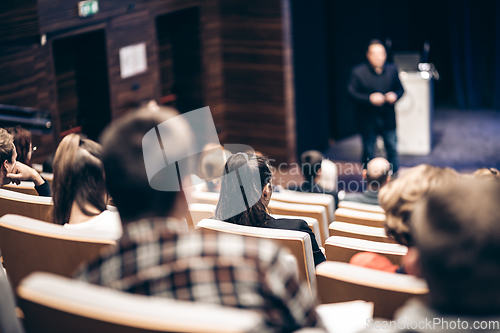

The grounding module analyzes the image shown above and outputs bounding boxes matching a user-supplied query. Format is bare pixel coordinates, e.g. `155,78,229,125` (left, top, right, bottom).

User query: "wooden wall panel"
219,0,295,164
0,0,38,42
106,10,160,118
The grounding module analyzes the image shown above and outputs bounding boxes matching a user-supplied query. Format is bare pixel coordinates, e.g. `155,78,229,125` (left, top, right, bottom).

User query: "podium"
394,71,433,155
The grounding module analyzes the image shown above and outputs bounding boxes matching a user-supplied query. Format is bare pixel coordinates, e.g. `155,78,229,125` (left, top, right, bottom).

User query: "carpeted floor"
324,108,500,172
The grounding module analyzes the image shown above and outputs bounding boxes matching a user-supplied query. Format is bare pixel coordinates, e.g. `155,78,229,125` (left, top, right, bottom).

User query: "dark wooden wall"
219,0,296,164
1,0,295,164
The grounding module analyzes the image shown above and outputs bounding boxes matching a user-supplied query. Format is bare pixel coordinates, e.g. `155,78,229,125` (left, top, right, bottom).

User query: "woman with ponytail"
215,153,325,266
52,134,122,239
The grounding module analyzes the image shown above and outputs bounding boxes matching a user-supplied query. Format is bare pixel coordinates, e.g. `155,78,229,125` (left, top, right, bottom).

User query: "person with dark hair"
74,107,321,332
348,39,404,174
0,128,51,196
52,134,121,238
215,153,325,266
287,150,338,207
343,157,391,205
363,179,500,332
7,125,34,166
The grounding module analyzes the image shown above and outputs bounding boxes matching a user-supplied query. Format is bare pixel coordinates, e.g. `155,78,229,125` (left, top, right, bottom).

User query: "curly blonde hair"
379,164,459,246
472,168,500,182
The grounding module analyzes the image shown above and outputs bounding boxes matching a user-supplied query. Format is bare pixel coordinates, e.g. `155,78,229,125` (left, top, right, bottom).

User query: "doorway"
52,29,111,141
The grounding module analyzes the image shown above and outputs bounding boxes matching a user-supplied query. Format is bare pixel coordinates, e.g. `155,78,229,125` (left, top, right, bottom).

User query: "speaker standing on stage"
347,39,404,174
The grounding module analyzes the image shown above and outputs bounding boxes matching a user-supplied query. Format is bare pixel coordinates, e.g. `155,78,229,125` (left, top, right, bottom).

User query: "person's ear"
403,247,422,277
362,169,367,180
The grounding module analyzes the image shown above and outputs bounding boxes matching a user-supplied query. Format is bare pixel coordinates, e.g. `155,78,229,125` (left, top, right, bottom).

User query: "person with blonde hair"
52,134,121,238
379,164,459,247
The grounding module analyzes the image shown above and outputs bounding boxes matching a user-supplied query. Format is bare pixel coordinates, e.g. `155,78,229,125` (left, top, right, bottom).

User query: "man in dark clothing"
287,150,338,208
347,39,404,173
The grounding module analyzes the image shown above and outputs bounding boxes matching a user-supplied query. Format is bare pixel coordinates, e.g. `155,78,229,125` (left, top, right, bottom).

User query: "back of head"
379,164,459,246
366,157,391,190
215,154,272,227
7,126,32,165
412,179,500,315
0,128,14,167
99,107,185,223
300,150,324,181
52,134,106,225
472,167,500,182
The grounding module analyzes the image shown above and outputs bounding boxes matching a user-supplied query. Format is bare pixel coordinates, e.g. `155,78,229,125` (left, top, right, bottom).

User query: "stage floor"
325,108,500,173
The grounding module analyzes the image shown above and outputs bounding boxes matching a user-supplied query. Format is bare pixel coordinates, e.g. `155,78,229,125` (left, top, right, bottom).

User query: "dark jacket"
34,177,51,197
264,215,326,267
343,190,379,206
347,62,404,132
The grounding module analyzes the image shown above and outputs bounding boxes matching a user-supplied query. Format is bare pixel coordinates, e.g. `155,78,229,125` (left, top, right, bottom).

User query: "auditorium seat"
188,203,215,229
196,219,317,299
268,200,329,245
324,236,407,265
271,214,322,246
0,263,25,333
315,261,428,319
0,214,115,293
338,201,385,214
329,222,395,244
18,272,264,333
2,182,38,196
334,208,385,228
0,189,52,222
272,189,335,225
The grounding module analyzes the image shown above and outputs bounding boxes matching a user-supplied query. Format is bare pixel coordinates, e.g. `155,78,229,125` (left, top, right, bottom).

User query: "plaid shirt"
74,217,320,333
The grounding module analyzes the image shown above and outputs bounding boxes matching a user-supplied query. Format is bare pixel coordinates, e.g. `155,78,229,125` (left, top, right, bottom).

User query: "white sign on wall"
119,43,147,79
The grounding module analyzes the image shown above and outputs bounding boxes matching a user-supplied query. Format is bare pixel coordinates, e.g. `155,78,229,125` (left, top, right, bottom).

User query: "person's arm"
393,68,404,100
6,162,51,197
297,221,326,266
347,70,372,105
263,247,322,331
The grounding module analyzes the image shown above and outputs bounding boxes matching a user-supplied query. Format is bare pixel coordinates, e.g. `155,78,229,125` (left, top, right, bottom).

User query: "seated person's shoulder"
343,192,364,203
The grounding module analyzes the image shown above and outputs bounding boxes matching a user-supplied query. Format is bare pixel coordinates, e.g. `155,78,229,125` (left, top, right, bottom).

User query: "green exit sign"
78,0,99,17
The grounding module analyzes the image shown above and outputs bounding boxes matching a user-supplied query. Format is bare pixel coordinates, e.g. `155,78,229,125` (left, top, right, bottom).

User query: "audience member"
74,108,321,332
215,153,326,266
288,150,338,207
0,128,51,196
52,134,121,239
7,125,34,166
379,164,458,247
364,179,500,332
197,143,232,192
343,157,391,205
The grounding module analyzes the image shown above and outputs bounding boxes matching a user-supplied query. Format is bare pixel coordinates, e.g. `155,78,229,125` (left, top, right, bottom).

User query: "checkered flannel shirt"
74,217,321,333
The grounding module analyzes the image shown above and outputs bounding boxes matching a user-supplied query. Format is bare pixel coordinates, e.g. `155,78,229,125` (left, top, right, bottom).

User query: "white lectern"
395,71,433,155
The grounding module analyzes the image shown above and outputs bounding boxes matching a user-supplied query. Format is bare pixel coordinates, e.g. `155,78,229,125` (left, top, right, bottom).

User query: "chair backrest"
338,201,385,214
324,236,407,265
316,261,428,319
334,208,385,228
272,190,335,225
18,272,264,333
329,222,395,244
0,189,52,222
2,181,38,196
0,266,25,333
196,219,317,298
271,214,321,246
0,214,115,293
188,203,216,229
268,200,328,245
189,191,219,205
